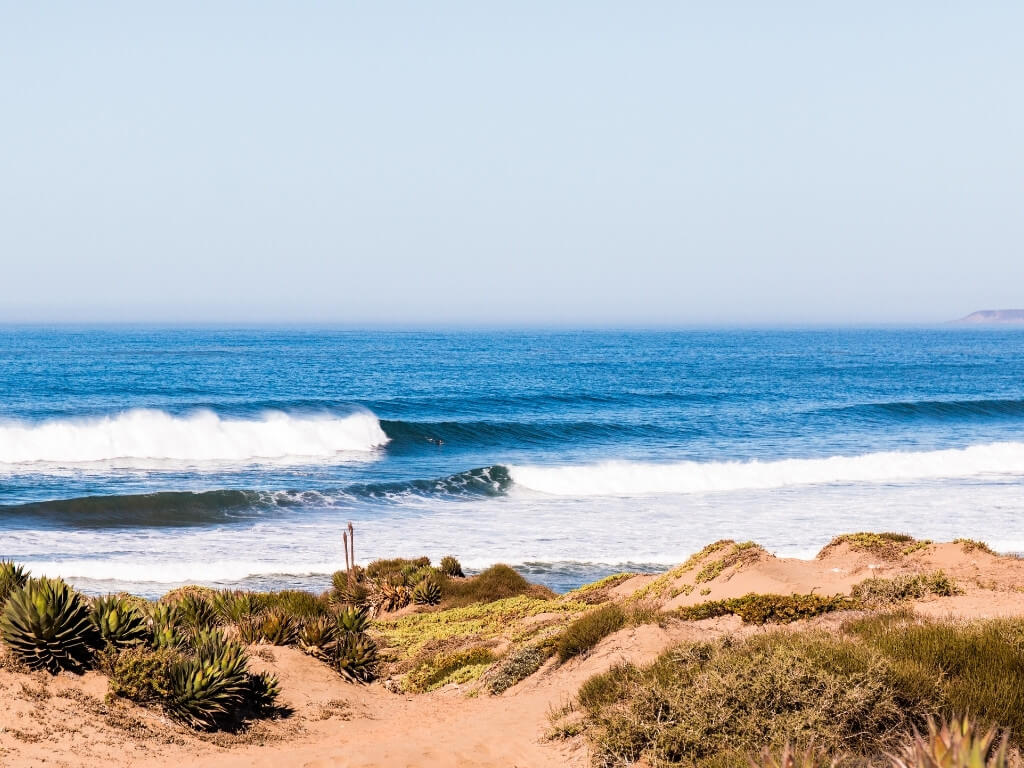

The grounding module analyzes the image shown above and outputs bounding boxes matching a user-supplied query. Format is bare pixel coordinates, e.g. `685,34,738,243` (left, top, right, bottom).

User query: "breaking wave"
508,441,1024,496
0,409,389,467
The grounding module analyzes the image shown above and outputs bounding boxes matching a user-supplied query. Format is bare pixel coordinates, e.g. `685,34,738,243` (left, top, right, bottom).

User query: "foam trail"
20,559,344,584
509,441,1024,496
0,409,389,467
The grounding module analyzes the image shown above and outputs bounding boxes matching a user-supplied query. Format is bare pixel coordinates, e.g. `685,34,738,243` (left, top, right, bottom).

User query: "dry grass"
850,571,962,606
818,532,922,559
576,631,925,767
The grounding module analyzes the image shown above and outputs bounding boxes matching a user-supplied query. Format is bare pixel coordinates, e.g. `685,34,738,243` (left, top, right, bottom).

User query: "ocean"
1,326,1023,597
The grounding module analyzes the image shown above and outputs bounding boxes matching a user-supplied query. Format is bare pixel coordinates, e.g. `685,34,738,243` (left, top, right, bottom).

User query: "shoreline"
3,533,1024,767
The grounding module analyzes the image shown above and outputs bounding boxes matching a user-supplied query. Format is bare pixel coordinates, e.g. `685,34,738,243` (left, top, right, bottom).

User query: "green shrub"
576,631,928,767
107,645,179,702
441,564,552,607
440,555,465,578
488,645,548,694
851,571,961,606
846,614,1024,737
676,593,855,624
556,603,626,662
365,557,431,584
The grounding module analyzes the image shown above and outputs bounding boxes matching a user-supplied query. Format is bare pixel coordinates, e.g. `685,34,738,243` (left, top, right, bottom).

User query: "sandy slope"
2,539,1023,768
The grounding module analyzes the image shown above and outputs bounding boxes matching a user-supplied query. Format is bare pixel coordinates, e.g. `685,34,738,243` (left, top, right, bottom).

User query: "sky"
1,2,1022,325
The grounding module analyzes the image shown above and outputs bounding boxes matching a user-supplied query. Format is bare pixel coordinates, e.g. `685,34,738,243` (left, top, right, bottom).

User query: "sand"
2,538,1023,768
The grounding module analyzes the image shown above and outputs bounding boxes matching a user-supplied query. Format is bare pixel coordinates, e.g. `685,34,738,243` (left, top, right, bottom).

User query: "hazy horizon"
2,3,1022,325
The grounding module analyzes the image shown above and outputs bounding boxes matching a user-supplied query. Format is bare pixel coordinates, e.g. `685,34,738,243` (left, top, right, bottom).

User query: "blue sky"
1,2,1021,324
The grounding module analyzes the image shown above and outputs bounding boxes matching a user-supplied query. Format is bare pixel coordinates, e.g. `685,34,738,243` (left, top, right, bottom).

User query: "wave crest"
508,442,1024,496
0,409,389,467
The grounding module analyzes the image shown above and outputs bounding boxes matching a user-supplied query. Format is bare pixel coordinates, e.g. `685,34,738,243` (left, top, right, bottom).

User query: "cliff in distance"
956,309,1024,324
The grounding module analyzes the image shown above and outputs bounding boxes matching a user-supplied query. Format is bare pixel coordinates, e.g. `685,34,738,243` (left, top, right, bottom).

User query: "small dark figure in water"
426,436,444,446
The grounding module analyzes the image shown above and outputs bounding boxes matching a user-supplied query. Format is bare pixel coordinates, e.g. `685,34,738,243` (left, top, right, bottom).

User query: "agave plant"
165,636,250,729
373,581,411,613
246,670,281,715
298,616,337,658
412,578,442,606
333,632,378,683
148,602,186,649
888,716,1009,768
211,590,261,623
0,577,99,674
177,593,218,633
0,561,30,605
91,595,149,648
336,605,370,635
236,615,264,645
258,608,298,645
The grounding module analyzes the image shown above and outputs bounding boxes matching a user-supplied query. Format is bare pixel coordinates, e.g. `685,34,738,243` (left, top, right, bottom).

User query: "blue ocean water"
2,327,1024,596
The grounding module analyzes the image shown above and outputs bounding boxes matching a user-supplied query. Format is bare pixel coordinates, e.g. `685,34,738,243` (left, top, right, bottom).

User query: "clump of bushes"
694,541,764,583
819,532,922,559
441,564,553,608
851,571,961,606
440,555,464,578
676,592,855,624
954,538,998,556
556,603,626,662
576,631,925,766
845,613,1024,737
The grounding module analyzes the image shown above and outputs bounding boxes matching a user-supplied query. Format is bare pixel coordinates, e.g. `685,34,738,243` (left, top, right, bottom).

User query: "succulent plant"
336,605,371,635
333,632,378,683
0,561,30,605
177,593,218,633
165,636,250,729
0,577,99,674
374,581,411,613
236,615,264,645
148,602,186,649
298,616,337,658
440,555,464,578
91,594,149,648
888,716,1009,768
412,578,442,606
211,590,261,623
258,608,298,646
246,670,281,715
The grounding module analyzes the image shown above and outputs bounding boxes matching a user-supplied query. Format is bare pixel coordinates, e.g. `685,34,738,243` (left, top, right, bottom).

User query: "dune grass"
575,613,1024,767
555,604,626,662
577,631,925,767
850,571,961,606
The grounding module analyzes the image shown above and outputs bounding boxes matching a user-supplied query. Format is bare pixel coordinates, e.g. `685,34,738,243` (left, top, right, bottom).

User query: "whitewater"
2,326,1024,594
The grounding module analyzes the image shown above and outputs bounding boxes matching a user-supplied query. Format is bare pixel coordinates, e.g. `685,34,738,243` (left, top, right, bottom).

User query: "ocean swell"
508,441,1024,496
0,409,389,467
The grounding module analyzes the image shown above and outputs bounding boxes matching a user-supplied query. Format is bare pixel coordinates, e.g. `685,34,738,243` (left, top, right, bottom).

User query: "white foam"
0,409,389,467
508,441,1024,496
21,559,343,584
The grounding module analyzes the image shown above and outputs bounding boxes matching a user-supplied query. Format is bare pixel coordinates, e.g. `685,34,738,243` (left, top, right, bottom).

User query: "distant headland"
955,309,1024,324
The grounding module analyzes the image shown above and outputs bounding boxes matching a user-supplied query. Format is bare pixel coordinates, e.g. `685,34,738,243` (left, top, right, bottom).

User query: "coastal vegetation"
570,613,1024,767
1,533,1022,766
